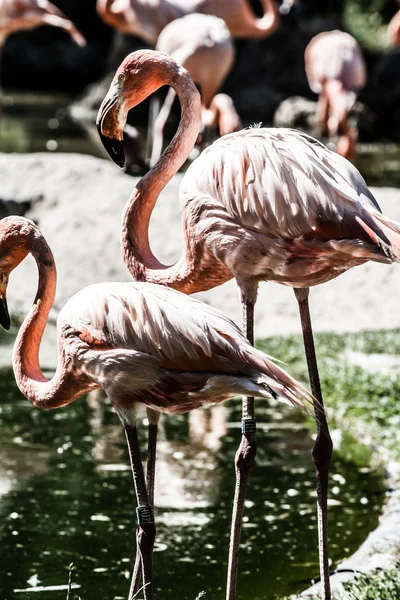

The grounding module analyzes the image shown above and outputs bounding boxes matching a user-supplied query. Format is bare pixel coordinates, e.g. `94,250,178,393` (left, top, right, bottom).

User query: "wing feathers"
61,282,313,412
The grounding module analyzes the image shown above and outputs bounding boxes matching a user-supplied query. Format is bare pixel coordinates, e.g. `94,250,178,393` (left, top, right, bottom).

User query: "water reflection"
0,93,104,158
0,369,385,600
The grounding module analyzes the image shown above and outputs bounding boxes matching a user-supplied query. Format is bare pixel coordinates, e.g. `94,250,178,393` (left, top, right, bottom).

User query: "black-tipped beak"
97,129,126,168
97,82,126,168
0,297,10,330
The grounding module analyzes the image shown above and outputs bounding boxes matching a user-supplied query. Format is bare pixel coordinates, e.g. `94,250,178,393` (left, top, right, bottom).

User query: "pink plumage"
0,0,86,46
305,30,366,161
96,0,280,45
0,216,312,417
97,49,400,599
305,30,366,95
150,13,241,165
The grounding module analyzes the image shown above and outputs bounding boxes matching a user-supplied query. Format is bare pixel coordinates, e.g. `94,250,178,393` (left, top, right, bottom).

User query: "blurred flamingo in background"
96,0,280,45
305,30,366,162
0,0,85,48
97,49,400,600
0,0,85,98
149,13,241,166
0,215,313,600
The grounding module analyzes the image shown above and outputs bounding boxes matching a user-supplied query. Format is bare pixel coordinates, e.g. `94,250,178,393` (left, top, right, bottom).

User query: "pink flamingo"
0,214,313,600
97,49,400,600
0,0,85,47
96,0,280,46
149,13,241,166
305,30,366,162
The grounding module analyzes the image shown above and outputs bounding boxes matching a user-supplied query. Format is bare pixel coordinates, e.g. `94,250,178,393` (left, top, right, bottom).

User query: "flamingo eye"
118,73,126,84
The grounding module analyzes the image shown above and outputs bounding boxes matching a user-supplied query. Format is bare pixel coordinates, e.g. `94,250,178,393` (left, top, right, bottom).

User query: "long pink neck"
13,235,90,409
226,0,279,38
121,65,204,294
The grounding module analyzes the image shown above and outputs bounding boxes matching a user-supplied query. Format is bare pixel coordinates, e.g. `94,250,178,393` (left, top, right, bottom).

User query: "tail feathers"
255,374,314,415
251,352,315,415
357,210,400,262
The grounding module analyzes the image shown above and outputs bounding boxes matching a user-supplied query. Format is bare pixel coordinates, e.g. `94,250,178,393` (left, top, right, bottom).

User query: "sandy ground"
1,151,400,367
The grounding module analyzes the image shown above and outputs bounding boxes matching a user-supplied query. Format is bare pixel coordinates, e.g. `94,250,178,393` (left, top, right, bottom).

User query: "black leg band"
136,505,155,524
241,417,256,434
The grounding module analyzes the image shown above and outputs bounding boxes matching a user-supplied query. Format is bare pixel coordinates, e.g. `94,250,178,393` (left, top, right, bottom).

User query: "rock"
273,96,318,135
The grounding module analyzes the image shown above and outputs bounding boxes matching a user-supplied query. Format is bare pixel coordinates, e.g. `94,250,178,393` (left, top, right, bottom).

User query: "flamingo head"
0,216,36,330
97,49,183,168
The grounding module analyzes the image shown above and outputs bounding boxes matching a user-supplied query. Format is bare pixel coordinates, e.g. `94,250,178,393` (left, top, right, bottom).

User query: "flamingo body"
98,51,398,299
156,13,234,109
180,127,396,292
60,280,310,418
0,216,311,417
150,13,241,165
305,30,366,95
97,0,279,45
0,0,85,46
305,30,366,161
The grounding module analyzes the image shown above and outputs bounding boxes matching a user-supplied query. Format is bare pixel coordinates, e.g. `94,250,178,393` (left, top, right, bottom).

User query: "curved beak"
0,296,10,331
97,80,126,168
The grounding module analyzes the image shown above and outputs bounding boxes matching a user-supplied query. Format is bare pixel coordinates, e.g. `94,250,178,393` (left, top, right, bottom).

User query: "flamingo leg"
125,424,155,600
226,299,257,600
129,409,160,599
146,409,160,506
294,287,332,600
317,90,329,136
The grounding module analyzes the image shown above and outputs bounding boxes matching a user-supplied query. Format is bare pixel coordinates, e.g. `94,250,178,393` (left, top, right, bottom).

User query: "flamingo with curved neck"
0,0,86,53
0,215,314,600
97,49,400,600
96,0,280,46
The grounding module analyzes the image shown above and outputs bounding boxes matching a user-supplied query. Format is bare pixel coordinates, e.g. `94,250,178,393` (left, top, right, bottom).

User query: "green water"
0,367,385,600
0,93,104,158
